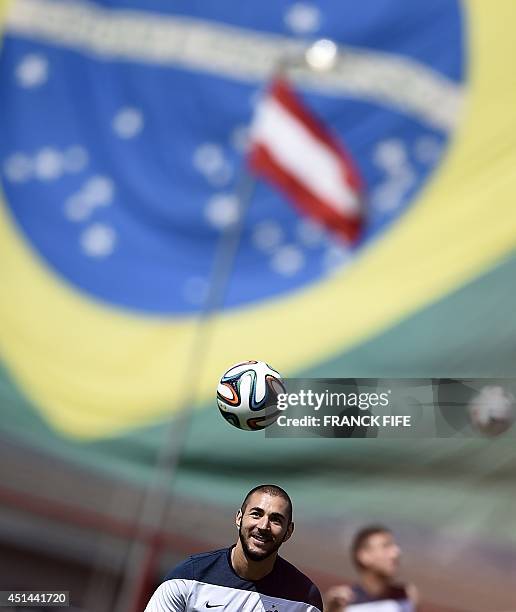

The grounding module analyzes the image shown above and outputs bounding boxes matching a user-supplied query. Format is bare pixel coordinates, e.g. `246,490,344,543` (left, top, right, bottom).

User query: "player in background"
325,525,418,611
145,484,323,611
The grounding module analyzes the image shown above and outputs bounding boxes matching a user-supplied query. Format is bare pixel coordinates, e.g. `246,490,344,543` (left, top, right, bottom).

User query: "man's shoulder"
269,556,323,609
350,582,412,606
275,556,317,586
164,548,229,582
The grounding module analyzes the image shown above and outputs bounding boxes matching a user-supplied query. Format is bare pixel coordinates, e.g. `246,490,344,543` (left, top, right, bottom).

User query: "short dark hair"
241,484,293,523
351,525,391,570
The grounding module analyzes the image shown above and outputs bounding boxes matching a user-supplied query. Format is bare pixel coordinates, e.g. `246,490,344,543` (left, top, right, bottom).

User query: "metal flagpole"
111,37,338,612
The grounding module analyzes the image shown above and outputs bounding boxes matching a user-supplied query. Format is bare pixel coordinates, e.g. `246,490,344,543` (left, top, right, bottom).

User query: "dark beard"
238,525,283,562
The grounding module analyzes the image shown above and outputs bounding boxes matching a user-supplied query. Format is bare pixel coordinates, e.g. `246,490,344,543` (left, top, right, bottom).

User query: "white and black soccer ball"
217,360,285,431
468,385,515,436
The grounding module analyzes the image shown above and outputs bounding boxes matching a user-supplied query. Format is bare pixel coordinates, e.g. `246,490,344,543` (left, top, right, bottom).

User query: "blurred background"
1,1,515,611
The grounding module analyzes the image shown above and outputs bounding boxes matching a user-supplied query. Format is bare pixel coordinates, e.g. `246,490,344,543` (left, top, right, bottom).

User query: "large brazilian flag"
1,0,515,560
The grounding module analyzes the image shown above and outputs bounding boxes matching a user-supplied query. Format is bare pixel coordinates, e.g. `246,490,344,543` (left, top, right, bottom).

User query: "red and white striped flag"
248,78,364,242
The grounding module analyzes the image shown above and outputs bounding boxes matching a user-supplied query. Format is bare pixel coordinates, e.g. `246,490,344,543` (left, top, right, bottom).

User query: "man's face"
236,492,293,562
358,532,401,578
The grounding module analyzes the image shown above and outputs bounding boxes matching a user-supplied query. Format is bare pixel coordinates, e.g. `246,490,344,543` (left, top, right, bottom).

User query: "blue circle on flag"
0,0,464,314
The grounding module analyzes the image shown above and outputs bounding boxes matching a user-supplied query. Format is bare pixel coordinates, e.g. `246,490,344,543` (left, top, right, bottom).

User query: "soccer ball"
468,385,515,436
217,361,285,431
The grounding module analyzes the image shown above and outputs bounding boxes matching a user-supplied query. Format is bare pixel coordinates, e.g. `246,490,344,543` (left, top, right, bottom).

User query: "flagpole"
111,37,340,612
